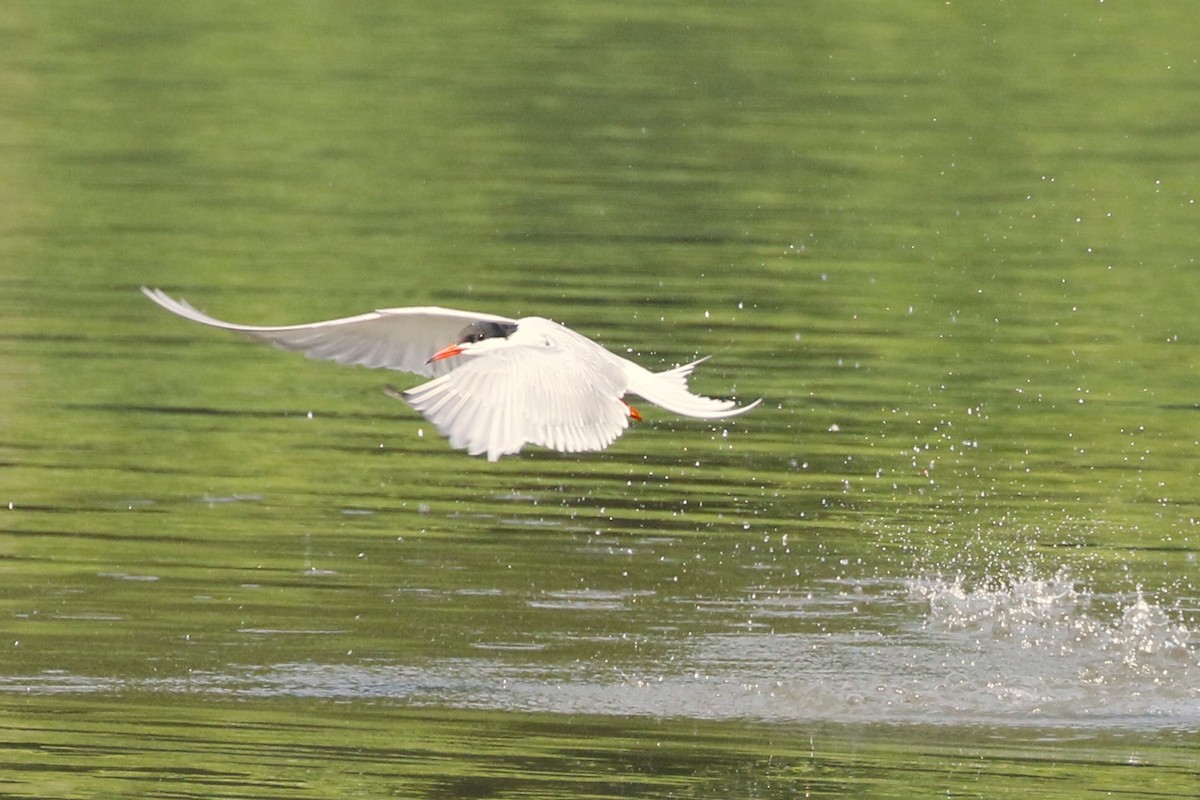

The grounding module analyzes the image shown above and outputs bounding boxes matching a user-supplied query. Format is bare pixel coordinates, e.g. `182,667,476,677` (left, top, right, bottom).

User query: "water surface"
2,2,1198,797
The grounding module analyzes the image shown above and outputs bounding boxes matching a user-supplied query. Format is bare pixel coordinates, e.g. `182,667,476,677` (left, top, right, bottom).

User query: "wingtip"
382,384,409,404
141,286,187,314
140,286,175,307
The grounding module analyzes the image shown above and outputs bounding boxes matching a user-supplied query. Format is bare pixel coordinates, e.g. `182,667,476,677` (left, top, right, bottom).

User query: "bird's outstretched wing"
141,287,514,378
402,335,631,461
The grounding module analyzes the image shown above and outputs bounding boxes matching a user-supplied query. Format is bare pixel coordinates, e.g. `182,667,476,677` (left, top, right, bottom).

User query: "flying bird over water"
141,287,760,461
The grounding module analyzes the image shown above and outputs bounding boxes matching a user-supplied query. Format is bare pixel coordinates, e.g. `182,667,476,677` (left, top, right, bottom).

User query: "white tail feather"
625,358,760,420
653,356,710,389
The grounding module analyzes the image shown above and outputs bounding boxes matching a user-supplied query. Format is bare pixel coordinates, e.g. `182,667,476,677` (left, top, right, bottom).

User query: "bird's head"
428,319,520,363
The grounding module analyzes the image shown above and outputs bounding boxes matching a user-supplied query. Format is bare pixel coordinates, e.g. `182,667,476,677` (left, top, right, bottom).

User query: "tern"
141,287,760,461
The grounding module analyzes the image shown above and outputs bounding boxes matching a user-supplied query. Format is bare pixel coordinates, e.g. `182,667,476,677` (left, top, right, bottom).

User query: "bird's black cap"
456,320,518,344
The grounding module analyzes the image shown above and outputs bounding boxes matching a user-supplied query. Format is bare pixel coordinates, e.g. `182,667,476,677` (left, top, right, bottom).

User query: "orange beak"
428,343,464,363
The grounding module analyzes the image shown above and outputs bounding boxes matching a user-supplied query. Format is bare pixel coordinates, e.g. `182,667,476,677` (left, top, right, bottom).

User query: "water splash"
899,569,1198,724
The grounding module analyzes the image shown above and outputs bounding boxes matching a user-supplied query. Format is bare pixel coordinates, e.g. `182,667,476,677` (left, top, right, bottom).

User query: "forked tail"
625,357,761,419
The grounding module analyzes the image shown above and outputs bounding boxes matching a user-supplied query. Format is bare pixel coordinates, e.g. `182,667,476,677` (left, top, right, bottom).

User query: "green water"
2,2,1198,797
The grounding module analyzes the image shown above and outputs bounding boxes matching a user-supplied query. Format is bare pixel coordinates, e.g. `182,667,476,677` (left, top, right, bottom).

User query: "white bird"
141,287,760,461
